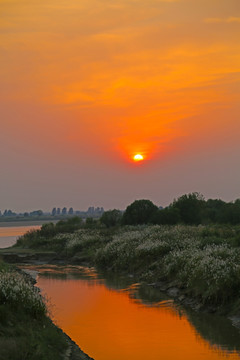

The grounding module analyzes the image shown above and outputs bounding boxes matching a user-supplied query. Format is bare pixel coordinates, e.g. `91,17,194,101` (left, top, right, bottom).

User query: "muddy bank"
0,251,90,266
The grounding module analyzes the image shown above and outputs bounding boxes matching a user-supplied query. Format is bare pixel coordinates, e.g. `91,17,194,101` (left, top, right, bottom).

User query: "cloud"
205,17,240,24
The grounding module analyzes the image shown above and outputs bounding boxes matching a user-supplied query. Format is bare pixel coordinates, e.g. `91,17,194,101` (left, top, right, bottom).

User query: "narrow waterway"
33,266,240,360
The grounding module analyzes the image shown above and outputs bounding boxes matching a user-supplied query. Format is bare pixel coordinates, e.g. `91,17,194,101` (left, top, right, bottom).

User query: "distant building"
62,207,67,215
86,206,104,216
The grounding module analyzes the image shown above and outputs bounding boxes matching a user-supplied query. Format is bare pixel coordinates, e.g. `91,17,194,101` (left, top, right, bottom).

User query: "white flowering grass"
12,223,240,304
164,244,240,301
95,225,240,303
0,271,46,316
96,225,200,267
66,230,102,249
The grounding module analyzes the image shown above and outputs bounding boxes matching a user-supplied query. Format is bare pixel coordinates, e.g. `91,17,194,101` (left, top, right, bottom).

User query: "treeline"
100,193,240,227
0,206,104,219
0,209,43,217
13,193,240,241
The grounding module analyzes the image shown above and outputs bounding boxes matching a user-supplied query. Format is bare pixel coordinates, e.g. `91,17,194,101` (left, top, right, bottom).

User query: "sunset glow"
133,154,144,162
0,0,240,210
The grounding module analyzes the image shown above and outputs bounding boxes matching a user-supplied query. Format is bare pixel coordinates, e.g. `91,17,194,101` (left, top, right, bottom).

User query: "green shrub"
0,272,46,317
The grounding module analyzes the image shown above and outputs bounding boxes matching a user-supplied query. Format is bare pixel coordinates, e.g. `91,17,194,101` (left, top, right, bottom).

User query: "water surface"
34,266,240,360
0,225,41,248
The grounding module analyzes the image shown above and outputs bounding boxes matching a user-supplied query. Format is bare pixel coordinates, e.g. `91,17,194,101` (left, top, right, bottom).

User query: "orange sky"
0,0,240,211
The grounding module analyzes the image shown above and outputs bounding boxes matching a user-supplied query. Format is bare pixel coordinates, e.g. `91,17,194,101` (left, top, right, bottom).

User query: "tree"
171,192,205,225
85,217,97,228
30,210,43,216
62,207,67,215
217,202,240,225
3,209,16,217
68,207,74,215
56,216,83,232
41,222,56,237
100,209,122,228
205,199,226,223
153,207,180,225
122,199,159,225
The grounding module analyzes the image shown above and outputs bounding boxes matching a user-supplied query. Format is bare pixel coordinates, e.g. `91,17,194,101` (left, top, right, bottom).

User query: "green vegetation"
14,216,84,250
96,225,240,305
121,193,240,226
6,193,240,312
100,209,122,228
13,220,240,307
2,194,239,357
0,260,68,359
122,200,159,225
0,271,46,317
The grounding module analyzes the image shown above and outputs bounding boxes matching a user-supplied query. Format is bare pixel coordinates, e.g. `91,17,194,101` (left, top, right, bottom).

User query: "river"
30,265,240,360
0,223,42,248
3,225,240,359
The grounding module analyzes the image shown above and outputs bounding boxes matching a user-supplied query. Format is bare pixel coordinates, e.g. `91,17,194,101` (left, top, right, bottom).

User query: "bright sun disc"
133,154,144,161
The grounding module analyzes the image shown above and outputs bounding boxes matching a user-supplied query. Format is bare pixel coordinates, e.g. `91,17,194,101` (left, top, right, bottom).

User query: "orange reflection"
37,273,240,360
0,226,41,248
0,226,41,238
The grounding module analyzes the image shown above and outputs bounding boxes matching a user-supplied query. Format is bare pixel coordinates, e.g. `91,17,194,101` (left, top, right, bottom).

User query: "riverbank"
0,226,240,316
0,220,58,227
0,260,94,360
2,249,240,320
1,223,240,326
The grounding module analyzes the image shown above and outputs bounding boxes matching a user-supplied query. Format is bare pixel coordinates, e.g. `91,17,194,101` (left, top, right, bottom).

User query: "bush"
0,272,46,317
95,224,240,304
153,207,180,225
100,209,122,227
171,192,205,225
122,200,159,225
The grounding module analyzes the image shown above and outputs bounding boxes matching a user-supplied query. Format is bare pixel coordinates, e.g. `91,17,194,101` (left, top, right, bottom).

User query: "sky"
0,0,240,212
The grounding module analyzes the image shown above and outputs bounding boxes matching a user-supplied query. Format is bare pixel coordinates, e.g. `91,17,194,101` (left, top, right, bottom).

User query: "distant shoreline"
0,220,58,227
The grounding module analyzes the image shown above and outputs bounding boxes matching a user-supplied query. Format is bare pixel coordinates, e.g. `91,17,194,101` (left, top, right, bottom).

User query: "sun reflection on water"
30,266,240,360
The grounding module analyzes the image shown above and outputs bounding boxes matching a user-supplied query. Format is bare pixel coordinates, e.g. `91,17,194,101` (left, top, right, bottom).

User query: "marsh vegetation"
0,260,69,360
14,220,240,308
2,193,240,359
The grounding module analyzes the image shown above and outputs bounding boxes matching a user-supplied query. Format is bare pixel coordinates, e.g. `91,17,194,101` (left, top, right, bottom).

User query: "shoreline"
2,250,240,332
6,264,94,360
0,220,59,227
20,267,94,360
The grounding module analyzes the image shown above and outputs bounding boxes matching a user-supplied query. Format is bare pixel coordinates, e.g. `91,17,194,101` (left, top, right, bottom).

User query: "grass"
0,304,68,360
0,271,46,317
0,259,10,272
0,260,68,360
95,225,240,305
12,224,240,307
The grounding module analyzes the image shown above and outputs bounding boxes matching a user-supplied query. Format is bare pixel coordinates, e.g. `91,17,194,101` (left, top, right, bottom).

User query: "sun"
133,154,144,162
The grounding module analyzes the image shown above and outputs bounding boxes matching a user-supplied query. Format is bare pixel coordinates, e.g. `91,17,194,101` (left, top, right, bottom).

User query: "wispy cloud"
205,17,240,24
